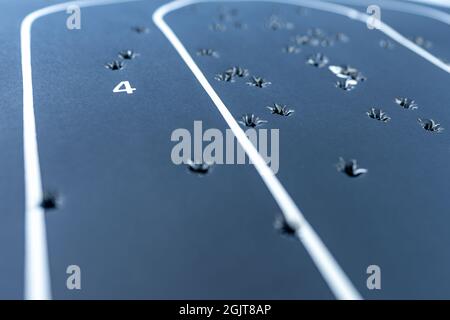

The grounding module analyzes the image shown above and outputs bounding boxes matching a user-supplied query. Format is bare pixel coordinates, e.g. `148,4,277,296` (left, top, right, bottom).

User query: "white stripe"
154,0,364,300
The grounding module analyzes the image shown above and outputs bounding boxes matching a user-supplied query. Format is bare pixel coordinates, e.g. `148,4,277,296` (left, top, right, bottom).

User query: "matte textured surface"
0,0,449,299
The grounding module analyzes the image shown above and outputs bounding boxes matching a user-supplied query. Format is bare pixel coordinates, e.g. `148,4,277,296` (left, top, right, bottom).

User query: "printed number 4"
113,81,136,94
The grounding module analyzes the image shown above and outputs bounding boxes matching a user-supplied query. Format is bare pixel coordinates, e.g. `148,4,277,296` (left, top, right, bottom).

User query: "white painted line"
154,0,365,300
21,0,142,301
374,12,450,72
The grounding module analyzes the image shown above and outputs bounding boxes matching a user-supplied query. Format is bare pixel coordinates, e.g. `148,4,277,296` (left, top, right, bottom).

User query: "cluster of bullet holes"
209,7,247,32
106,26,148,95
105,49,139,71
365,97,445,134
236,104,295,131
243,103,296,126
292,28,349,48
213,65,272,89
105,25,147,71
49,22,149,211
384,35,450,68
189,7,446,238
299,33,444,133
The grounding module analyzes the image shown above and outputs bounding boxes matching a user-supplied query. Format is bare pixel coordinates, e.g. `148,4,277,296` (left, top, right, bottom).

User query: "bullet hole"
367,108,391,122
319,38,333,47
328,65,366,82
218,7,238,22
118,50,138,60
410,36,432,49
40,191,60,210
216,8,245,30
226,66,248,78
306,53,329,68
266,103,294,116
418,118,444,133
335,32,350,43
379,39,395,49
218,14,228,22
105,60,124,70
209,22,227,32
247,76,271,88
335,78,358,91
215,66,248,82
239,113,267,127
296,7,309,16
307,27,326,37
197,48,219,58
293,28,348,47
132,26,149,34
282,45,301,54
215,72,235,82
439,57,450,67
294,35,310,45
267,15,294,31
336,157,368,177
274,215,298,237
395,97,418,110
267,16,282,31
187,160,211,175
233,21,247,30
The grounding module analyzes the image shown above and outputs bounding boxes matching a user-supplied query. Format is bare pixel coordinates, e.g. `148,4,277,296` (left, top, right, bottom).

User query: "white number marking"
113,81,136,94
